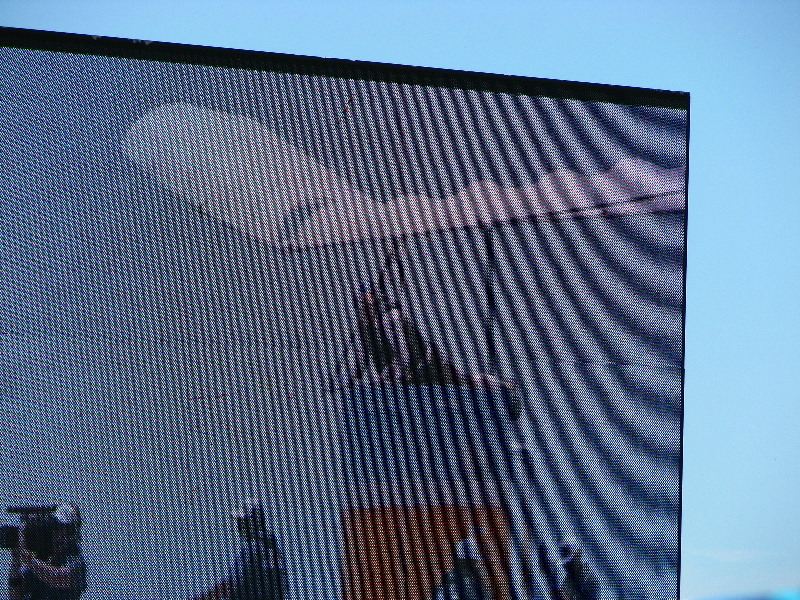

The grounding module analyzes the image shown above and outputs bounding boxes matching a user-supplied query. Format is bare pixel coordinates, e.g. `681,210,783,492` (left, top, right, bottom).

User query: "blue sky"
0,1,798,599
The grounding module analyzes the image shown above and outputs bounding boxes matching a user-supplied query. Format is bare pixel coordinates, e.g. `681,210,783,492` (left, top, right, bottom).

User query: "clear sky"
1,1,798,599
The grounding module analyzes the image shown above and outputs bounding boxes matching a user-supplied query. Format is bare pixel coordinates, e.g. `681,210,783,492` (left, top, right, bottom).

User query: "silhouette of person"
191,500,285,600
432,536,492,600
9,503,87,600
348,282,515,397
558,546,599,600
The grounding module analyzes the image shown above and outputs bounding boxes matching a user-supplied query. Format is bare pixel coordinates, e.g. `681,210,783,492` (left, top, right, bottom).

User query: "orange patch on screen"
342,504,511,600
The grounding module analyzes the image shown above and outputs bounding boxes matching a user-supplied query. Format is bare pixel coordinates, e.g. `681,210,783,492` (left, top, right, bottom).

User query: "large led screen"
0,29,688,600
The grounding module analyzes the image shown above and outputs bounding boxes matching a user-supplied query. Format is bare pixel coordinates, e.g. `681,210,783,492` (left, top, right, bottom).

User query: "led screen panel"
0,28,688,600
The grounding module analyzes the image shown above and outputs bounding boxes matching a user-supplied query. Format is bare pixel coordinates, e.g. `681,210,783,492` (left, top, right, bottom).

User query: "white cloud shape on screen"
122,103,366,244
123,103,685,248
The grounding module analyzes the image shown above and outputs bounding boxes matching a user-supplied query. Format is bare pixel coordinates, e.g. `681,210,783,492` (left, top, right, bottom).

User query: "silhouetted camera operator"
3,503,86,600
